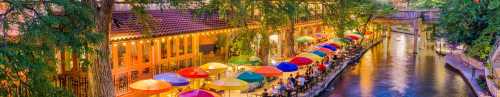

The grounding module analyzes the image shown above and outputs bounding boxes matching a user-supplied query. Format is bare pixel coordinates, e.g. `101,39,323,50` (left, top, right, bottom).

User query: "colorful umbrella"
289,57,314,66
229,55,250,65
350,31,364,36
276,62,298,72
177,67,209,78
298,53,323,61
314,33,328,39
320,45,337,51
252,66,283,77
129,79,172,94
200,62,228,73
320,42,342,47
154,73,190,86
249,56,262,65
207,78,249,90
237,71,264,82
345,34,362,40
317,47,335,53
318,64,326,72
312,50,327,57
330,38,351,44
178,89,220,97
295,36,315,43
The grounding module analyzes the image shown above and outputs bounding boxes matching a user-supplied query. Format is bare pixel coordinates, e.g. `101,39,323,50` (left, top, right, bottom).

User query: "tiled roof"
110,10,228,41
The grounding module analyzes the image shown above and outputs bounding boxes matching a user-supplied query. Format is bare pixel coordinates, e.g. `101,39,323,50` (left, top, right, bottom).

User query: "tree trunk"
60,49,66,75
71,50,80,72
285,20,296,57
86,0,115,97
258,32,270,65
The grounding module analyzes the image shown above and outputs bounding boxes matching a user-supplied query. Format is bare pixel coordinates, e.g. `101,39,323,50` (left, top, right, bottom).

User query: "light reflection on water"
318,33,475,97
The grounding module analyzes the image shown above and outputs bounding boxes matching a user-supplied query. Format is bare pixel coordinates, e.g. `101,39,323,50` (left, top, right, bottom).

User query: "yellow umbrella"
200,62,228,73
298,53,323,61
207,78,248,90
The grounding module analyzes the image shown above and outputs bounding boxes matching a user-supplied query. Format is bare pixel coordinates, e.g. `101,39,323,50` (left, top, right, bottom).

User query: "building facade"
107,10,330,96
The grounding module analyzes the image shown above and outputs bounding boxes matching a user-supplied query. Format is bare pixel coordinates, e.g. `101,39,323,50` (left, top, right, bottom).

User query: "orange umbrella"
129,79,172,94
252,66,283,77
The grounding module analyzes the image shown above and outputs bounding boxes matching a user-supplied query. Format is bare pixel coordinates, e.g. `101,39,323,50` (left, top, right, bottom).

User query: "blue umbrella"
312,50,326,57
321,45,337,51
237,71,265,82
153,73,190,86
276,62,298,72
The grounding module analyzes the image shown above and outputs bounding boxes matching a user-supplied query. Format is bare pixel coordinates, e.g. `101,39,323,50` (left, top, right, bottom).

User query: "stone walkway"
445,53,492,97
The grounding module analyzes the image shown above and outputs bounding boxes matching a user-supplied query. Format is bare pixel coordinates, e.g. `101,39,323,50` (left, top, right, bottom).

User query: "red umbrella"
252,66,283,77
317,47,334,53
289,57,313,66
317,64,326,72
345,34,362,40
177,67,209,78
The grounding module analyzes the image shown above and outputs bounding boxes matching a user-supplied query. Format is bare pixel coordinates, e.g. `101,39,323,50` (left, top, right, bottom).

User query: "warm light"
131,41,136,45
122,43,126,46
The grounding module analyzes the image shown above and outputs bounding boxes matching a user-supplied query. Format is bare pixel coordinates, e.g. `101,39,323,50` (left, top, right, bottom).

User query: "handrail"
489,36,500,64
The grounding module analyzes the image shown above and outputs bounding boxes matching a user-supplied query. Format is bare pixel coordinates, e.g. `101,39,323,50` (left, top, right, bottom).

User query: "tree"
170,0,393,65
439,0,500,61
83,0,152,96
0,0,100,96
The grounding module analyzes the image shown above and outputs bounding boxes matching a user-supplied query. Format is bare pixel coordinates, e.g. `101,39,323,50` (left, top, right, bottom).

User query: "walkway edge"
445,55,492,97
303,39,385,97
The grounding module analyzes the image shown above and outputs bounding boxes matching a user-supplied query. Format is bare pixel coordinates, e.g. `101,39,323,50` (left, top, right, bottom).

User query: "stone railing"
486,36,500,97
489,36,500,64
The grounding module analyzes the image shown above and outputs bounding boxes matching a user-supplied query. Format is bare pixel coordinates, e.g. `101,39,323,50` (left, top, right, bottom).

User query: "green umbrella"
229,55,251,65
295,36,315,43
350,32,364,37
237,71,264,83
249,56,262,65
330,38,350,44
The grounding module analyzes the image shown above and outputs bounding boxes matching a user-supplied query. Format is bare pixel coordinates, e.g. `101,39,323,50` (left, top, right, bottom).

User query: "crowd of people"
260,46,363,97
261,60,338,97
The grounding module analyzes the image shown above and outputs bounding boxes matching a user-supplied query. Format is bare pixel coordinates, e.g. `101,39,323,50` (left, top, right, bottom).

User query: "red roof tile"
110,10,228,40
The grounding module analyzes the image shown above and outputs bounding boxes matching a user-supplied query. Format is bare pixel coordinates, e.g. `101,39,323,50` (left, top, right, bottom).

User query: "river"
318,32,475,97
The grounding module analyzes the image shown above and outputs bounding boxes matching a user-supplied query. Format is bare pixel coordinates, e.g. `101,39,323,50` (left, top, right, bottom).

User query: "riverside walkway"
301,39,385,97
446,52,492,97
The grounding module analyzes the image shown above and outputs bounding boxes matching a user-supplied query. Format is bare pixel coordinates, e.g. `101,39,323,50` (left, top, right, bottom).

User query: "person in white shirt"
298,75,306,93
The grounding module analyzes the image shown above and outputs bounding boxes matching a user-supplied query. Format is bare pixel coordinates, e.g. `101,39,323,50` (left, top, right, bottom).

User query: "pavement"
446,53,492,97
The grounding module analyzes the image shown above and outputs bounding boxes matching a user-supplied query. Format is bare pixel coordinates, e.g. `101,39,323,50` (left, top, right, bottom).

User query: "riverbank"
302,38,385,97
445,53,492,97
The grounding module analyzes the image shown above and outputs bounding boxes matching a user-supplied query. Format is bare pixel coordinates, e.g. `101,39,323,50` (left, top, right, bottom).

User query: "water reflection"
319,33,475,97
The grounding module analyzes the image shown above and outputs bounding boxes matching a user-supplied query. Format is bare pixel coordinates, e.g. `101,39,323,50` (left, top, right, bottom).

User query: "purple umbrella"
178,89,219,97
154,72,190,86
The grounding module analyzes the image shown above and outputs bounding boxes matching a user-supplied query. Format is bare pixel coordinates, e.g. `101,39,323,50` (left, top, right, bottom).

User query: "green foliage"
168,0,394,65
410,0,446,9
466,34,493,61
322,0,395,33
439,0,500,61
0,0,100,96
